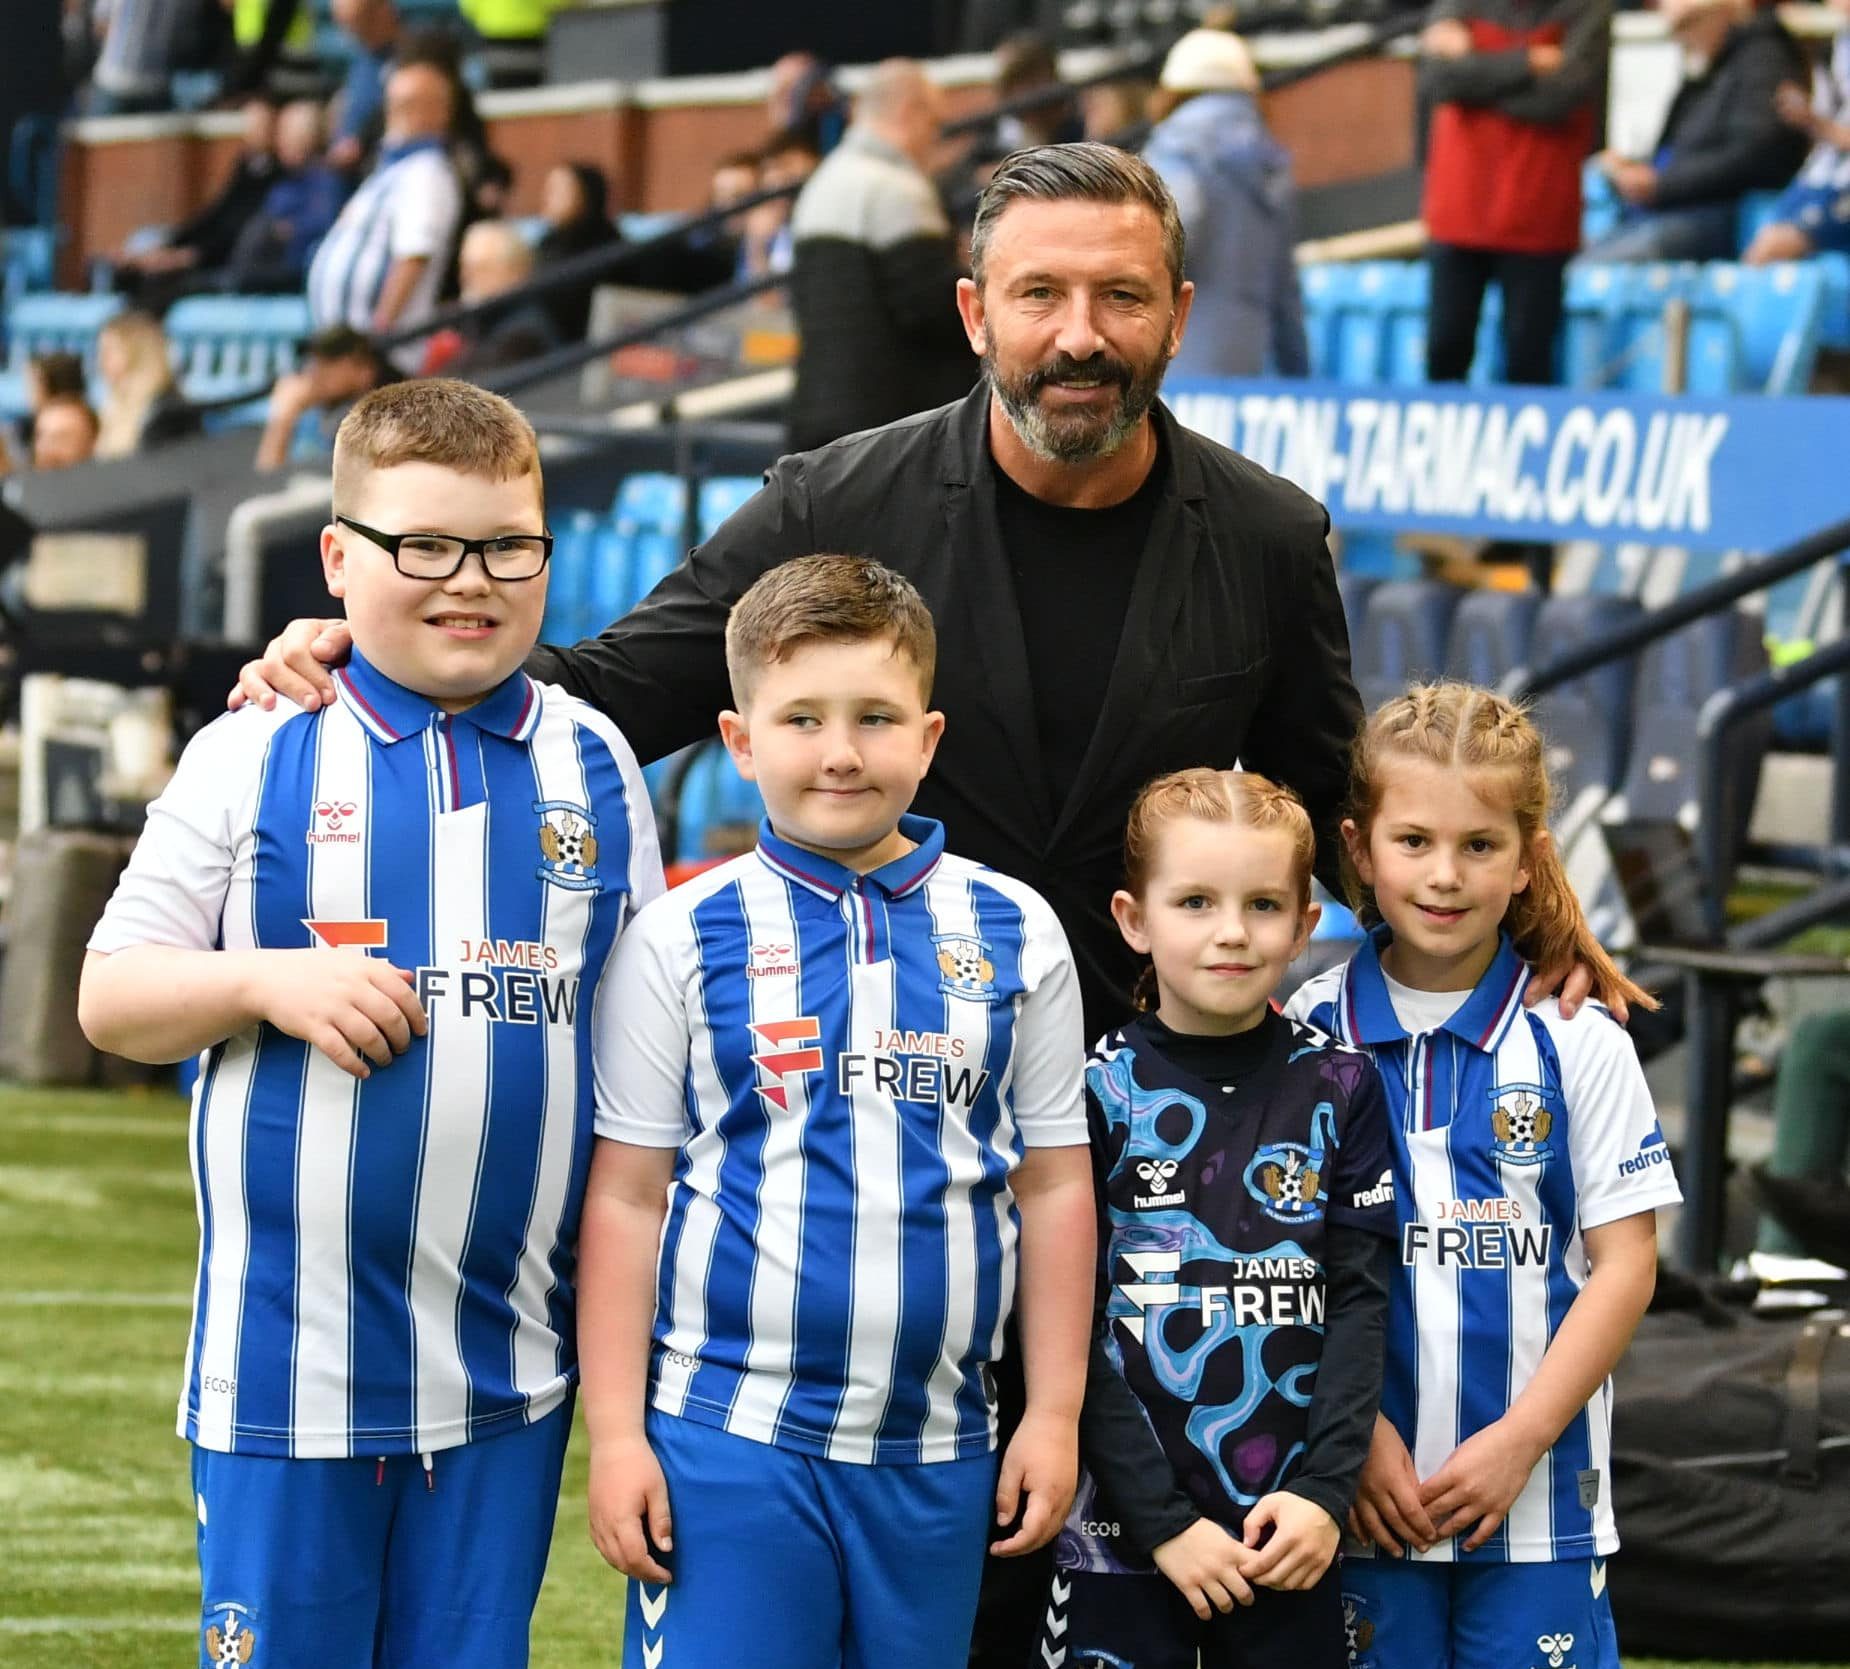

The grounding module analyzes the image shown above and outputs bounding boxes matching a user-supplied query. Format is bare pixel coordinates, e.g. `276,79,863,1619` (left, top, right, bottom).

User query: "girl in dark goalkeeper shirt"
1035,767,1398,1669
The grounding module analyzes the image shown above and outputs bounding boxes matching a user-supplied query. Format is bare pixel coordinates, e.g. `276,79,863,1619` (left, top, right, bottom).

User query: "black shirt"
1062,1009,1398,1568
991,439,1165,809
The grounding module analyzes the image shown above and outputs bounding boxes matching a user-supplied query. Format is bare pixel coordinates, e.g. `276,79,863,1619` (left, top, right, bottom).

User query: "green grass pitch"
0,1082,1829,1669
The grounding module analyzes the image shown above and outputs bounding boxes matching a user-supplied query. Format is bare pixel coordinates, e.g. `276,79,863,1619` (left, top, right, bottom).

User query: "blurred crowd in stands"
2,0,1849,485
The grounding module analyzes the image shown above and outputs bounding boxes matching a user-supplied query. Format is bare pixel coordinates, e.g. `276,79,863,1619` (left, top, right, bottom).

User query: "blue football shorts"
622,1407,996,1669
1340,1556,1620,1669
191,1398,571,1669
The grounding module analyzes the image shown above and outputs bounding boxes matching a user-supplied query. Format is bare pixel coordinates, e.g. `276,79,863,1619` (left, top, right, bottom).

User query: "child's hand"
587,1434,674,1583
1240,1491,1340,1590
1151,1518,1257,1618
1417,1417,1545,1552
990,1406,1077,1557
1348,1413,1436,1558
249,950,426,1078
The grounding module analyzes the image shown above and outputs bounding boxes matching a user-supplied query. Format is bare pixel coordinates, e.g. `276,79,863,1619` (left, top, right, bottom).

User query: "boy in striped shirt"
80,380,663,1669
580,554,1096,1669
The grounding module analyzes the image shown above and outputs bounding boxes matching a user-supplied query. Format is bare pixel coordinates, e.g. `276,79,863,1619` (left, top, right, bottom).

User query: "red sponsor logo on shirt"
747,941,800,979
748,1016,823,1111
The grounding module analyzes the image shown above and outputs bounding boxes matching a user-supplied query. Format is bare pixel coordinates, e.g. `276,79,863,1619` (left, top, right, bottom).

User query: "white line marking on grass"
0,1617,193,1635
0,1292,190,1308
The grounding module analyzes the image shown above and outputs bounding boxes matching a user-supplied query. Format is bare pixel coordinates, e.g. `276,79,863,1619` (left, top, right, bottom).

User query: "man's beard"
984,340,1170,465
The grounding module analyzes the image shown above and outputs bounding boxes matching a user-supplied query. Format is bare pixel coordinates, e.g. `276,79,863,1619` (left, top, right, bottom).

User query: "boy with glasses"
79,379,663,1668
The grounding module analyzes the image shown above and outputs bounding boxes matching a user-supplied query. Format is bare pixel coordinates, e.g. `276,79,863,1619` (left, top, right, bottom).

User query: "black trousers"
1425,242,1569,387
1038,1564,1348,1669
965,1328,1054,1668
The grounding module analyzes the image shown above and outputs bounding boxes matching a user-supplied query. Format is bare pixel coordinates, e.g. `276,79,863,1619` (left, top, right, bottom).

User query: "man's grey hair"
969,142,1186,294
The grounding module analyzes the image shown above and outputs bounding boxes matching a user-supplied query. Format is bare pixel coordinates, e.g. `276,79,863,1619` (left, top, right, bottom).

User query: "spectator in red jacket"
1420,0,1610,384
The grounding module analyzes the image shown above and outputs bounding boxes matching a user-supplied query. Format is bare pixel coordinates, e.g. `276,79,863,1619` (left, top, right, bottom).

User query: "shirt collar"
335,648,541,745
755,814,945,902
1341,924,1530,1052
378,134,446,167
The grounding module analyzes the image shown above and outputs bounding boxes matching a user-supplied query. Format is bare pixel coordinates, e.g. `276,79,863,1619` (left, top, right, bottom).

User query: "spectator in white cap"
1141,28,1306,379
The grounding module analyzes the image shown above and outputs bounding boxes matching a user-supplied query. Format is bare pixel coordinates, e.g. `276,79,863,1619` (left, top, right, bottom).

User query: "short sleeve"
1324,1056,1400,1239
1552,1006,1683,1229
1004,891,1088,1148
389,157,462,261
593,899,696,1148
87,712,264,957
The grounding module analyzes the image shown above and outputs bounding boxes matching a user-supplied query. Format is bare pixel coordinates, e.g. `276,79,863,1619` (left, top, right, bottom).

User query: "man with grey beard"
232,142,1364,1662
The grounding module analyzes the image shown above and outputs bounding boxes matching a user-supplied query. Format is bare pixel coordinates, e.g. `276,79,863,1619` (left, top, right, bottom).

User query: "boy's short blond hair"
331,378,543,514
725,554,937,706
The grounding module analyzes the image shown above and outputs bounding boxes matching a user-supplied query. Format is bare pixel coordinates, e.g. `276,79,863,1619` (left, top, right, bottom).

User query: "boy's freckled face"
720,637,944,873
320,461,548,712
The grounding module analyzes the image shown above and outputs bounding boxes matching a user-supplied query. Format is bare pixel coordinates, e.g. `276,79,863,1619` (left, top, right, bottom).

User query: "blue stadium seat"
1694,260,1828,394
1613,609,1771,874
1469,282,1504,385
1300,263,1342,377
612,472,689,613
164,294,313,402
1443,589,1541,689
1335,571,1381,643
1561,261,1625,388
1300,261,1427,385
1,227,56,303
697,474,761,540
1352,579,1463,712
4,291,122,367
1381,261,1430,387
541,509,602,648
1524,594,1644,816
0,291,123,417
1613,262,1699,393
1816,252,1850,350
1331,262,1398,384
670,739,763,866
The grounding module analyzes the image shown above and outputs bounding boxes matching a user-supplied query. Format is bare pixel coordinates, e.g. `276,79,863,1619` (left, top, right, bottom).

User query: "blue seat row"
1300,256,1833,394
1340,576,1774,917
0,291,312,421
538,472,769,866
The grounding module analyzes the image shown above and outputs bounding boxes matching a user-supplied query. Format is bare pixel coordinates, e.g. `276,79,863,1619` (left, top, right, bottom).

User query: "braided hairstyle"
1342,681,1657,1012
1120,767,1315,1012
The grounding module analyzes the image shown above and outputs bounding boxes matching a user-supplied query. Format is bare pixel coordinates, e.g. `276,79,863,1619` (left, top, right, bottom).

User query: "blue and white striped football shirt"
89,650,662,1459
1288,929,1680,1561
596,815,1088,1466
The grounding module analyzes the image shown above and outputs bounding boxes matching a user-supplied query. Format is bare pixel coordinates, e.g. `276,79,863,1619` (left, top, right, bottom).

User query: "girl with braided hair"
1287,682,1679,1669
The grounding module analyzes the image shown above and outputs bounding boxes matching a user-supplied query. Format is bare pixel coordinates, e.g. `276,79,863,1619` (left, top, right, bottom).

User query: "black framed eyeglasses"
335,514,553,581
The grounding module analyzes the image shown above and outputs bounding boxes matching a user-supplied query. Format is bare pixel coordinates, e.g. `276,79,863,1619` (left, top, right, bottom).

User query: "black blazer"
527,385,1362,1034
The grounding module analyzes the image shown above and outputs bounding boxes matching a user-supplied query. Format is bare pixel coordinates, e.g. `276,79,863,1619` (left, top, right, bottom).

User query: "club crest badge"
934,934,997,1002
203,1603,257,1664
1342,1594,1377,1668
1245,1142,1326,1222
534,799,602,893
1490,1082,1555,1165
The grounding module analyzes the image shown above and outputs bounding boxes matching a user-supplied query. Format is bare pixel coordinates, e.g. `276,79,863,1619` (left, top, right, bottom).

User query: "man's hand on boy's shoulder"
230,617,352,713
247,947,427,1079
587,1432,675,1585
989,1404,1077,1559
